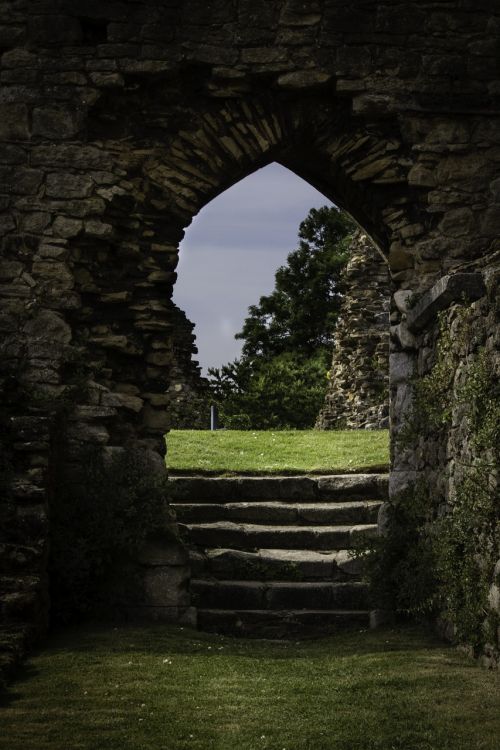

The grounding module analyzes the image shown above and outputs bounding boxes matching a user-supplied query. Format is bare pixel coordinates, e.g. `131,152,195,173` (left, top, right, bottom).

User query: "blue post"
210,404,219,431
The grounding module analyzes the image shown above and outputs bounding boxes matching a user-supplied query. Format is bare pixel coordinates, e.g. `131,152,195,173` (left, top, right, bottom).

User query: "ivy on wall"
359,303,499,653
49,445,174,622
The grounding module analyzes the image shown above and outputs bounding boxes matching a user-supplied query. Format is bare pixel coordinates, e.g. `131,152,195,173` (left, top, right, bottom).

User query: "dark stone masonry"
0,0,498,666
164,302,209,430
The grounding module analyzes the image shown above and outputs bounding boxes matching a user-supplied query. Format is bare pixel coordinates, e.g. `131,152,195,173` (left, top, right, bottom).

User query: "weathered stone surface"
198,547,362,582
277,70,331,89
316,232,390,430
0,104,29,139
101,391,144,412
51,216,83,238
175,472,381,634
317,474,388,500
46,173,93,199
389,353,414,385
142,567,190,608
23,310,72,344
183,520,374,551
32,106,82,139
164,303,210,429
406,273,487,332
173,500,380,526
137,540,188,567
393,290,413,313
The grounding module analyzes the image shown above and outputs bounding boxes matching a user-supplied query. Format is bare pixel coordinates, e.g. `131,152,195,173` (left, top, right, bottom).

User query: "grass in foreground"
166,429,389,475
1,623,500,750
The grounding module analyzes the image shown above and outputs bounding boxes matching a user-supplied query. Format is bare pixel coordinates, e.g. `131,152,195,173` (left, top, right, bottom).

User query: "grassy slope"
1,624,500,750
166,429,389,475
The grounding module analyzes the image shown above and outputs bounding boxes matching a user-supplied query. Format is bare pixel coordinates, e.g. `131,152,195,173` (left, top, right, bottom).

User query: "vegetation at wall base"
167,429,389,475
49,444,172,623
2,623,500,750
357,304,499,654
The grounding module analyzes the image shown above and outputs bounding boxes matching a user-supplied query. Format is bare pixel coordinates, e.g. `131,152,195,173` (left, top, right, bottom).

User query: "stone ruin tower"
316,231,390,430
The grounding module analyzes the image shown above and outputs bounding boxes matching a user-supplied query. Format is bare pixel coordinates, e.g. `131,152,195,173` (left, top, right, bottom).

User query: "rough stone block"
277,70,331,89
0,167,43,194
406,273,486,332
393,289,413,313
52,216,83,238
389,352,414,385
46,173,94,198
31,260,74,290
32,106,83,139
0,104,29,139
143,566,190,608
23,310,72,344
101,391,144,412
137,540,188,567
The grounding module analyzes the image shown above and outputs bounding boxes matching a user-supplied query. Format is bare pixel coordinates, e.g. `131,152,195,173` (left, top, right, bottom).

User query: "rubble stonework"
0,0,498,668
165,303,210,430
316,232,390,430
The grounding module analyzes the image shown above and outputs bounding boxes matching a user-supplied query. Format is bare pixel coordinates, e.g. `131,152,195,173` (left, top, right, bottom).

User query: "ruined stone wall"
316,232,390,430
0,0,499,666
384,265,499,664
166,303,210,430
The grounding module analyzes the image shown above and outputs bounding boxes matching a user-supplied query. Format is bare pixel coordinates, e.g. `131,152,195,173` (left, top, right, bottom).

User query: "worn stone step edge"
169,474,388,503
172,500,381,525
191,579,370,609
181,521,377,551
190,547,363,582
197,608,371,637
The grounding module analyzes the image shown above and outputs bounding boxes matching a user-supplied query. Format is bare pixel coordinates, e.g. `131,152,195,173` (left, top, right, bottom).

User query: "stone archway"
0,1,498,656
58,91,423,454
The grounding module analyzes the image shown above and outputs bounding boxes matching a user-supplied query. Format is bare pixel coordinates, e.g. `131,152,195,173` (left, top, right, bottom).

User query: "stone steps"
169,473,388,503
197,609,372,638
173,500,381,525
171,473,387,637
191,580,370,610
190,548,362,582
181,521,377,551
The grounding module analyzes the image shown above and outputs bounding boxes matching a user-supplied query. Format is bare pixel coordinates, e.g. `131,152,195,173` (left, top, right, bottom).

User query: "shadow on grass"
35,620,450,662
1,621,497,750
0,662,41,709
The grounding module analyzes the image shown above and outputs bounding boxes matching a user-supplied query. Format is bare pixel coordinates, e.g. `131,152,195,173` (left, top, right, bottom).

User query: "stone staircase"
169,473,388,638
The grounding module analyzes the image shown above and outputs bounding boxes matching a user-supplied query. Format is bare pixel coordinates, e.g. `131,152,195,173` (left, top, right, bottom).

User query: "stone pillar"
316,231,390,430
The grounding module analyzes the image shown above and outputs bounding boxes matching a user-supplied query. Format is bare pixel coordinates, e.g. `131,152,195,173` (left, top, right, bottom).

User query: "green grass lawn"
1,624,500,750
166,429,389,475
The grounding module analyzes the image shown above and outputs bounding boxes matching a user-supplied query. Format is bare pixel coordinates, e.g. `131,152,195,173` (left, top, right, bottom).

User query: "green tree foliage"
208,206,355,428
236,206,355,358
209,350,330,429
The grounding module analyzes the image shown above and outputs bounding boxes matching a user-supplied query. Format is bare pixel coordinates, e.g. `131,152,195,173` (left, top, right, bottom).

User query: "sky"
173,162,333,374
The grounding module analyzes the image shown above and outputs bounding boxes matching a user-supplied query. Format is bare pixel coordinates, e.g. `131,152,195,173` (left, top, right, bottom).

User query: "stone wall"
0,0,499,668
165,303,210,430
316,231,390,430
384,266,499,665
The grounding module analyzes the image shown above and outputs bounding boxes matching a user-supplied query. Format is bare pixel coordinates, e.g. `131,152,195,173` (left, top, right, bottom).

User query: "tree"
208,351,330,429
236,206,355,359
208,205,356,429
